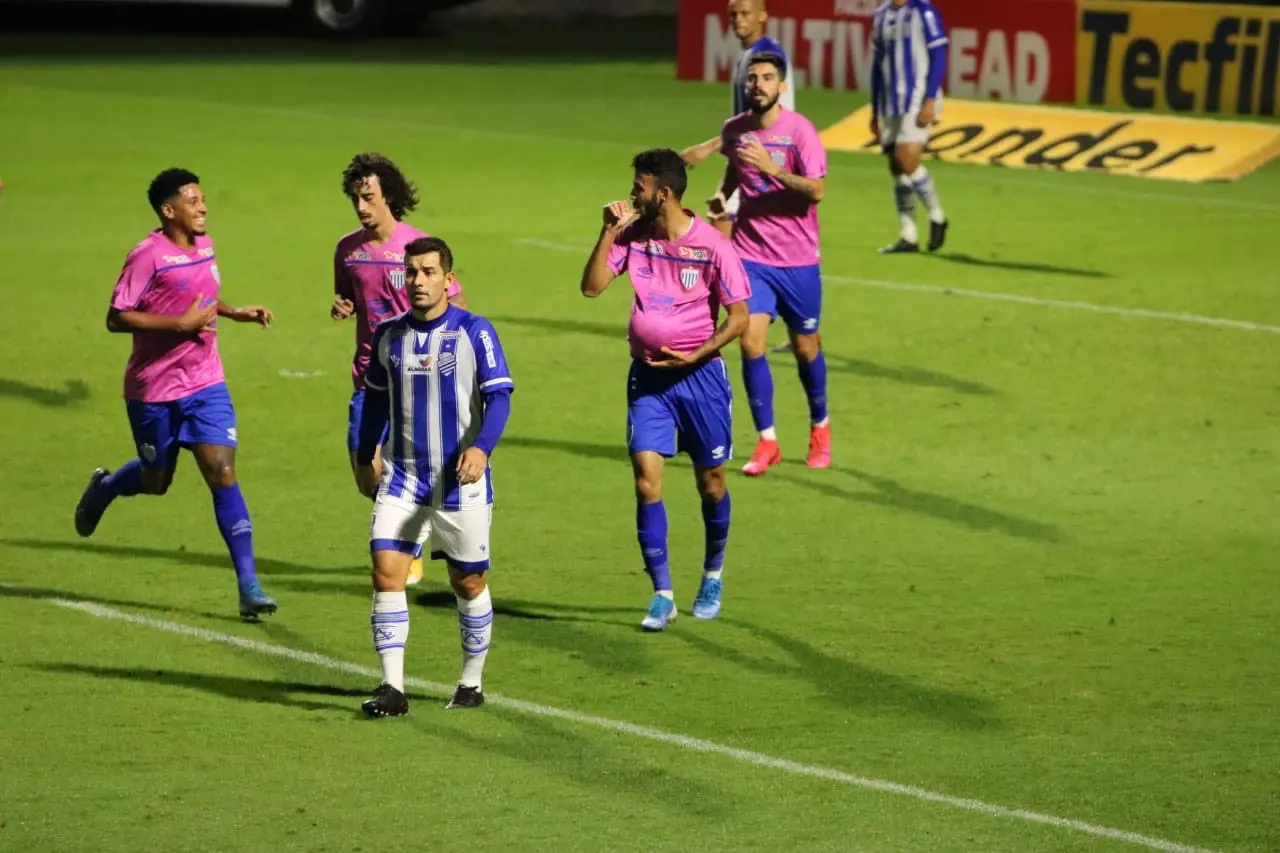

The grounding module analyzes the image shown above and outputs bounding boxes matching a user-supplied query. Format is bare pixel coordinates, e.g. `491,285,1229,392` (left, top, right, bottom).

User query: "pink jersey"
721,107,828,268
607,214,751,362
333,220,463,389
109,230,226,403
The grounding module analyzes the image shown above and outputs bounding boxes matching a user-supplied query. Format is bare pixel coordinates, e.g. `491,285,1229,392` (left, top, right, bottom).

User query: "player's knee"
371,560,407,593
634,477,663,503
696,468,726,501
202,463,237,490
740,331,767,359
140,469,171,495
450,570,487,601
793,333,821,361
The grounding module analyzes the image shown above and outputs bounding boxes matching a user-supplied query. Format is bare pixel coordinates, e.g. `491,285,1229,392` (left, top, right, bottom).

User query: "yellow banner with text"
820,99,1280,182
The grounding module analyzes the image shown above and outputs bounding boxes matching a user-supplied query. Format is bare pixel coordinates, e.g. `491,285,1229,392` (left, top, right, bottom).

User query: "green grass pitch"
0,34,1277,853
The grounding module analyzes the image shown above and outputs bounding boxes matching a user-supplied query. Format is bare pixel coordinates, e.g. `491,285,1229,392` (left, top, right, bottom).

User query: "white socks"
457,587,493,690
371,590,409,692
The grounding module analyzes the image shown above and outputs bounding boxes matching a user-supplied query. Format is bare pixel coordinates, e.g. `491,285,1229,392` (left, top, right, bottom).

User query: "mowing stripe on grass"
515,238,1280,335
18,589,1218,853
4,81,1279,216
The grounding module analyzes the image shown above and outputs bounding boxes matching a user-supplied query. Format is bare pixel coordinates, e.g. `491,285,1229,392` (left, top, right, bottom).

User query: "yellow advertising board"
1078,0,1280,116
820,99,1280,182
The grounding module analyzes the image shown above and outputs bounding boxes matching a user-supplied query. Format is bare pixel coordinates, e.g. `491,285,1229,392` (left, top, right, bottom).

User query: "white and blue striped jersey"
365,306,514,510
871,0,949,118
732,35,795,116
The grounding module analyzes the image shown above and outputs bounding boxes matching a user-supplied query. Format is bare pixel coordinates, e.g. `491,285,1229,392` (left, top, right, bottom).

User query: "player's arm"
457,320,515,485
581,201,635,298
106,249,216,334
708,157,740,221
332,246,355,320
650,252,750,367
216,299,273,327
355,326,393,497
870,22,885,134
918,6,949,126
680,136,723,168
739,140,824,202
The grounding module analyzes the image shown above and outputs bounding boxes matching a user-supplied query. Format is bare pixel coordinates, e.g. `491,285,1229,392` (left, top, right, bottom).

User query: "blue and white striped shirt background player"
355,236,513,717
870,0,951,254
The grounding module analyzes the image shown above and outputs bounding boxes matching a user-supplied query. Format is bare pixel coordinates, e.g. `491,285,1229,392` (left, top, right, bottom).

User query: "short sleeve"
794,118,828,179
365,323,391,391
110,246,156,311
447,278,463,298
712,244,751,306
468,318,514,394
607,224,635,276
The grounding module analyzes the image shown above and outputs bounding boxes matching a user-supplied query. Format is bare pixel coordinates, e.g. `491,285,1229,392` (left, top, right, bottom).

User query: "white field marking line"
4,81,1278,215
514,238,1280,335
14,590,1219,853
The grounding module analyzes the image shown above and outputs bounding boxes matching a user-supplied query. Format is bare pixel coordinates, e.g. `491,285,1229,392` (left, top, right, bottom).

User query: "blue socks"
742,355,775,432
100,459,143,502
212,484,259,588
701,493,731,573
636,500,671,592
797,352,829,424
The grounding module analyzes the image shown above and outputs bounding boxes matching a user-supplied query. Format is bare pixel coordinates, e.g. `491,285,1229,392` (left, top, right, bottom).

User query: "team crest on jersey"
437,352,456,377
389,268,405,290
770,150,787,168
680,268,700,290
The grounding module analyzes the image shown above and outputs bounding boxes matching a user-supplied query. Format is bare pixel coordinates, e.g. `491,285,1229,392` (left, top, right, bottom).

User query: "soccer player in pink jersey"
74,168,278,620
581,149,750,631
331,153,466,586
715,52,832,475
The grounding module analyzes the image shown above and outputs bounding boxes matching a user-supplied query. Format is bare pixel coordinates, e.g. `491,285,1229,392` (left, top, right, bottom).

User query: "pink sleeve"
795,119,828,179
447,279,462,298
334,246,353,300
607,225,634,276
110,247,156,311
713,243,751,306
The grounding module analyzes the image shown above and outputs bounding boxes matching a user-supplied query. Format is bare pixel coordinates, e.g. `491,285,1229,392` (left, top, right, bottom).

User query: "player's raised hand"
331,296,355,320
456,447,489,485
602,200,637,232
236,305,273,328
738,138,779,176
175,294,218,333
648,347,702,369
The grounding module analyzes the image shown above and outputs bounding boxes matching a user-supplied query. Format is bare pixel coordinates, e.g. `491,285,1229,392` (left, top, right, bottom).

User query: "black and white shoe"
878,238,919,254
446,685,484,710
74,467,109,537
361,683,409,718
928,219,949,252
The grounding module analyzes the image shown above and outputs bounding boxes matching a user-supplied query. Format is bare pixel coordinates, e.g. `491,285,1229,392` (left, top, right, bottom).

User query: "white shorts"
370,497,492,573
879,112,932,150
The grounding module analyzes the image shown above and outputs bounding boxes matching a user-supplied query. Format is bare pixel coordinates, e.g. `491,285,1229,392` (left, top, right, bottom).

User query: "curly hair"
341,153,419,220
148,167,200,214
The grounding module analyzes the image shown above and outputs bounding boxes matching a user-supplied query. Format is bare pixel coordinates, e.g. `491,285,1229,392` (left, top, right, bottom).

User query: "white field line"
4,81,1279,214
514,238,1280,335
7,588,1219,853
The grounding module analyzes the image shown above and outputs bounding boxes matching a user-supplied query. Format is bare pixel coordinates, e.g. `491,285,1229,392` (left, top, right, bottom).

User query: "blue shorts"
627,359,733,469
126,382,237,472
743,260,823,334
347,388,390,453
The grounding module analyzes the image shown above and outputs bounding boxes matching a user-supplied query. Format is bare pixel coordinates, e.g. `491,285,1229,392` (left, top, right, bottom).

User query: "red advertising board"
676,0,1078,104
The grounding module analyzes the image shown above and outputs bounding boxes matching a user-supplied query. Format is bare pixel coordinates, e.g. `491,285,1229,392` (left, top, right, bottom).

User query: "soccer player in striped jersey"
332,153,466,587
682,0,794,241
355,236,512,717
582,149,750,631
871,0,950,254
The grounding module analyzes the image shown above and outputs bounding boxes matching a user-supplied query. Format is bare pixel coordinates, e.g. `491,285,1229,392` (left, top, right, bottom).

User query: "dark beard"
749,93,779,114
